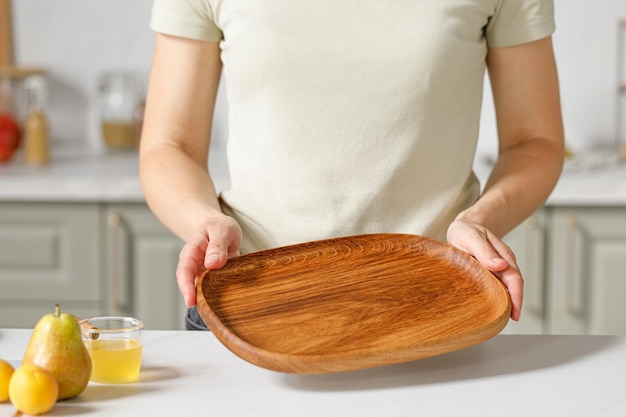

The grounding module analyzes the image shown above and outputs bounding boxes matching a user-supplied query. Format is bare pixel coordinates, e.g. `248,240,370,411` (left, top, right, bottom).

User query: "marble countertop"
1,144,625,205
0,144,230,203
0,146,147,203
0,329,624,417
473,151,626,206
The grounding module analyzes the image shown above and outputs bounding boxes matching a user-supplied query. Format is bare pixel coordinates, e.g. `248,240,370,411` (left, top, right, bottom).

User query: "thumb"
478,254,509,273
467,235,516,274
204,245,230,270
455,239,510,273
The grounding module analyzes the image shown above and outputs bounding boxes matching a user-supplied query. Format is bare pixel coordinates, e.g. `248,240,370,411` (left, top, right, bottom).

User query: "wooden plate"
196,234,511,374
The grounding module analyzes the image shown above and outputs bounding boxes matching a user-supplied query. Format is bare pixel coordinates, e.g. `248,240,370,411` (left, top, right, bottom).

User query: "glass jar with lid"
98,71,141,150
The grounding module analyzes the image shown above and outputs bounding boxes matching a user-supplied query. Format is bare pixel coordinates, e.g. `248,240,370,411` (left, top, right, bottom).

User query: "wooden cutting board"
0,0,13,68
196,234,511,374
0,0,46,78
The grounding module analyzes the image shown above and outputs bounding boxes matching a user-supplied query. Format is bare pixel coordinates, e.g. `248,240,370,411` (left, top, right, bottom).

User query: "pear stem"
55,303,60,317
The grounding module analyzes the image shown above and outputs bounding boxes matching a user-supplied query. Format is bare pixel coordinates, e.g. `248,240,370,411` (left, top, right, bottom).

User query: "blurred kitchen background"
5,0,626,161
6,0,227,179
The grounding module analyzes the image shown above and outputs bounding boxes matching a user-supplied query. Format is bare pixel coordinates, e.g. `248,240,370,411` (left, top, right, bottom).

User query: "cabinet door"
548,207,626,335
500,211,547,335
104,204,186,330
0,203,101,328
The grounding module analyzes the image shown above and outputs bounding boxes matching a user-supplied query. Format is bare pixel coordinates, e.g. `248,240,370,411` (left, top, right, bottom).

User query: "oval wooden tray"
196,234,511,374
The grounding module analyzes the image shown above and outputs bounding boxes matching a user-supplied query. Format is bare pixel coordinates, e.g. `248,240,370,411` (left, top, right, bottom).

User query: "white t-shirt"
150,1,555,253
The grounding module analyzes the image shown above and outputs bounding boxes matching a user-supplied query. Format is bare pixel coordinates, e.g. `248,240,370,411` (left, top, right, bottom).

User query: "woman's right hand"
139,34,235,308
176,215,243,307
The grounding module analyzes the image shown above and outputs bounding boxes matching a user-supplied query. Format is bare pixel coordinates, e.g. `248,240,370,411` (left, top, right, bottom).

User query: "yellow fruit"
9,364,58,416
22,304,91,399
0,359,15,402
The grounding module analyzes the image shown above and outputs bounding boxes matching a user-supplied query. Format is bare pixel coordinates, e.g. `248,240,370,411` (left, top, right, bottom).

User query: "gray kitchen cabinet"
0,202,186,330
500,210,548,335
500,206,626,336
3,201,626,334
104,204,186,330
0,202,102,328
547,207,626,335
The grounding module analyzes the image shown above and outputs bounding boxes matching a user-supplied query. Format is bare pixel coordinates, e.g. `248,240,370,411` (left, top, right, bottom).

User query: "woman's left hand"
447,218,523,321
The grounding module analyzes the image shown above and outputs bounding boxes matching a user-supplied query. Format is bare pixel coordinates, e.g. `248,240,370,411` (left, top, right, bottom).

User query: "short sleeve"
150,0,223,42
485,0,555,48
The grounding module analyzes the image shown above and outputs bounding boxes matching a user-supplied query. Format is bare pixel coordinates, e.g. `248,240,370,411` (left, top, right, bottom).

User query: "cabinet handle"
108,213,121,227
108,212,130,314
564,215,579,315
522,216,541,315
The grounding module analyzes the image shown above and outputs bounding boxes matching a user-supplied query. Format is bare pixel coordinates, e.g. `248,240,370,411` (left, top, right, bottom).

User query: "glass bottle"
23,75,50,165
0,75,15,114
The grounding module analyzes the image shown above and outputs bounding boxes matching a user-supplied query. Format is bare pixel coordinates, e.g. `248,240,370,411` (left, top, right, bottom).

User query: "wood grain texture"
196,234,511,373
0,66,46,78
0,1,46,79
0,0,12,67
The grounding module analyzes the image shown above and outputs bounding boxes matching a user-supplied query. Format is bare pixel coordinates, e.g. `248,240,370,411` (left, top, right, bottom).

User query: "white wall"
12,0,229,177
11,1,626,160
13,0,155,148
479,0,626,158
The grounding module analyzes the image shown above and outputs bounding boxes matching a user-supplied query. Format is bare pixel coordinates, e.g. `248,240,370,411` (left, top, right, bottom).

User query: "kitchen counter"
1,144,626,205
0,329,624,416
0,144,230,203
0,147,145,203
473,151,626,206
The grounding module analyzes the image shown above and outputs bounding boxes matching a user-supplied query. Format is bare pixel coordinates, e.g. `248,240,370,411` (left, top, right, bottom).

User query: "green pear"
22,304,91,400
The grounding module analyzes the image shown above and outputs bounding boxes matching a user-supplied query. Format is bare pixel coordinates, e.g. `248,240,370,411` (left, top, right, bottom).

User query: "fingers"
470,235,524,321
176,235,208,307
204,239,237,270
448,221,524,321
497,267,524,321
204,220,242,269
176,218,243,307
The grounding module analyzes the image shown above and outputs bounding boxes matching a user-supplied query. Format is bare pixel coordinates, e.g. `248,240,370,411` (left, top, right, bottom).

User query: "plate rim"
196,233,511,373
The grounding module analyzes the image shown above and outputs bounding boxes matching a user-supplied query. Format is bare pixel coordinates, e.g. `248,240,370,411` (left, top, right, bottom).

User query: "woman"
139,1,564,330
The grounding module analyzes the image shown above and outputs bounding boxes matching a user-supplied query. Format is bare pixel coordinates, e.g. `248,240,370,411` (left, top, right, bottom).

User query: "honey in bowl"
80,316,143,384
85,338,143,383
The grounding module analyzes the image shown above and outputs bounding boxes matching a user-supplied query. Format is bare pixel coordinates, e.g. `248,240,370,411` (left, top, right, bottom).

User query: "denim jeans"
185,306,209,331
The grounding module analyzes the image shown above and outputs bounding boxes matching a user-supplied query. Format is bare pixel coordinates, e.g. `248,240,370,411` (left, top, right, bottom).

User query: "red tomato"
0,113,21,162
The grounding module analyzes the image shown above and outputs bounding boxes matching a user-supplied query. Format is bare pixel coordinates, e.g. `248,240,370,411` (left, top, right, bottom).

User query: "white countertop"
0,144,230,203
1,144,626,205
0,146,146,203
0,329,624,417
474,151,626,206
